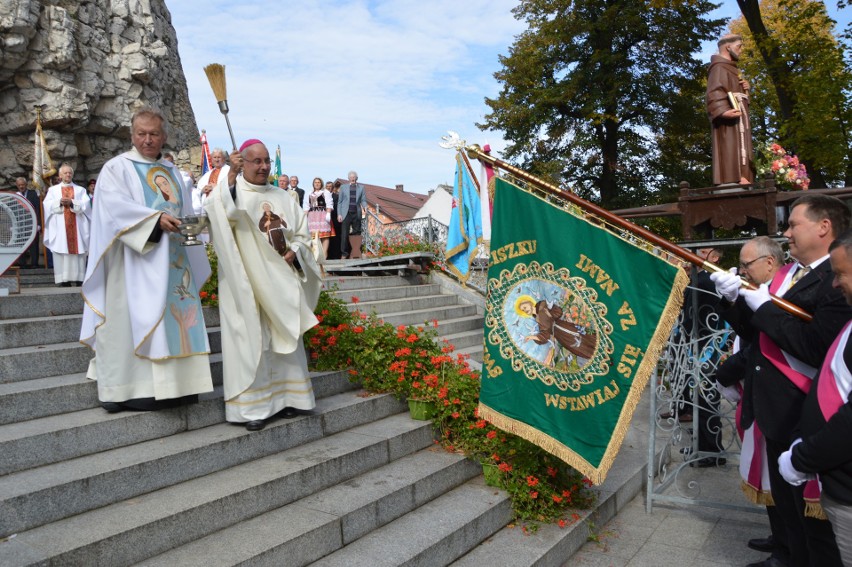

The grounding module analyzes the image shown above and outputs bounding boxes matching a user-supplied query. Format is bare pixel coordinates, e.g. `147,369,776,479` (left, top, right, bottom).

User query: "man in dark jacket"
712,194,851,567
781,229,852,567
14,177,42,268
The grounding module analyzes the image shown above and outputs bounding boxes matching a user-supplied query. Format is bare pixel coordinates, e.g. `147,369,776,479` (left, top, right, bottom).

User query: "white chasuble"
205,175,321,422
80,149,213,402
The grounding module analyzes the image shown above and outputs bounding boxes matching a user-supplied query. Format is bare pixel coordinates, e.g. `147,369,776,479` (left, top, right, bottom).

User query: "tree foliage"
733,0,852,186
480,0,724,208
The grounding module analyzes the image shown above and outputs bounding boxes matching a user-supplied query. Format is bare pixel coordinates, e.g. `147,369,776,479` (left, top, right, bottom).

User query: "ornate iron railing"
646,281,762,514
363,206,489,293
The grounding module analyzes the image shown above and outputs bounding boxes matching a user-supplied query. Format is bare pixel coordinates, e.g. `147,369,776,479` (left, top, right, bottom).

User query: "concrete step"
0,326,226,383
0,370,354,475
0,313,82,349
322,274,424,292
0,390,408,536
441,329,484,351
0,308,221,350
456,344,484,364
0,288,85,320
0,340,94,383
346,293,459,315
378,304,479,328
0,373,96,425
435,314,484,336
311,478,512,567
452,403,659,567
136,449,481,567
329,283,442,303
18,270,56,286
0,414,437,567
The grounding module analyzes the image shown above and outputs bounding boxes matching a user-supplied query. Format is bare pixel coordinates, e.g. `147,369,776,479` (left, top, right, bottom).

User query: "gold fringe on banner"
477,176,689,484
740,480,775,506
805,499,828,520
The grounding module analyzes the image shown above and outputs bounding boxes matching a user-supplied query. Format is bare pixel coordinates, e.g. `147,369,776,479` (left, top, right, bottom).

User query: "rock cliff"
0,0,198,188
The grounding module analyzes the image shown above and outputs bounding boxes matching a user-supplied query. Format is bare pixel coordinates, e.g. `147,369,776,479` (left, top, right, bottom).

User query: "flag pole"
465,143,813,322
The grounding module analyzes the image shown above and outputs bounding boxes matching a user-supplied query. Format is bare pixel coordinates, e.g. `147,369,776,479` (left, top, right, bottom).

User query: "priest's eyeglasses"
246,158,272,166
739,255,768,270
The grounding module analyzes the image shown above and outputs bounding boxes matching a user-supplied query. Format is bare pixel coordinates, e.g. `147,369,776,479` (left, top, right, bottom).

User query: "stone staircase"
0,271,512,566
0,268,656,566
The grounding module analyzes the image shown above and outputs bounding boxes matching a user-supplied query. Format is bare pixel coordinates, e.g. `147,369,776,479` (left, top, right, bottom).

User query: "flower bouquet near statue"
755,143,810,191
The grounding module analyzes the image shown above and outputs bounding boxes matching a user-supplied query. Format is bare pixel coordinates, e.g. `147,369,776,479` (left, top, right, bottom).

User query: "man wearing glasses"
204,139,322,431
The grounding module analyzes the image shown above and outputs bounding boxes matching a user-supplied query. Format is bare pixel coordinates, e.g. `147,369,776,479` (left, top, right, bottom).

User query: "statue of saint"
706,34,754,186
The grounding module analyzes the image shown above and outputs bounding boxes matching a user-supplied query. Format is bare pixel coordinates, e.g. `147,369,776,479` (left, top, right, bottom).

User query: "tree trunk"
736,0,827,187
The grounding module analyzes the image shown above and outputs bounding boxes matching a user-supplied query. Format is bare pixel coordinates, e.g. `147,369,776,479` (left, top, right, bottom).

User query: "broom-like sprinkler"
203,63,237,150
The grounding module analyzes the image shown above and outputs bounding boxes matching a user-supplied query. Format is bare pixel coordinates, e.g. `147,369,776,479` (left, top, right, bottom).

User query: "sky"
168,1,851,195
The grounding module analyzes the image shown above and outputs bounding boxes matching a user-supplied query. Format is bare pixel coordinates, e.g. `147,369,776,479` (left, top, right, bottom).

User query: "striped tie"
790,265,811,288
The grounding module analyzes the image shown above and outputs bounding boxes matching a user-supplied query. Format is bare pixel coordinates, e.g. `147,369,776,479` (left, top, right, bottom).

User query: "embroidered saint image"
508,282,598,371
258,201,288,256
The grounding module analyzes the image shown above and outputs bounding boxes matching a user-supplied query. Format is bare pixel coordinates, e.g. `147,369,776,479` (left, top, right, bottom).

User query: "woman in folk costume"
205,139,322,431
304,177,335,259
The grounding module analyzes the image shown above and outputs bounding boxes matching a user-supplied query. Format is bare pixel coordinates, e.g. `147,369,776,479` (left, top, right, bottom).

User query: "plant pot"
407,398,437,420
482,463,501,487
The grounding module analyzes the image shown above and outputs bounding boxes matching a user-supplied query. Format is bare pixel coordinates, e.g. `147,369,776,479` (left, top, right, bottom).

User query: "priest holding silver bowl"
177,214,209,246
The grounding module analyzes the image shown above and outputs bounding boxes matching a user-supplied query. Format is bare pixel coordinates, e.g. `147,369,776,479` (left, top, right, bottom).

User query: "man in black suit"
14,177,42,268
288,175,305,209
713,194,851,567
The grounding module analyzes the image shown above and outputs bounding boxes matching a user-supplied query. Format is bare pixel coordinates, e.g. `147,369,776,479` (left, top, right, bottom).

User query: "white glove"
326,212,331,223
710,268,742,302
715,381,741,403
740,283,771,312
778,439,814,486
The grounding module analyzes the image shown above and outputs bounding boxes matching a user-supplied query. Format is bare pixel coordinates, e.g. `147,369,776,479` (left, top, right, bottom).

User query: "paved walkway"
570,424,772,566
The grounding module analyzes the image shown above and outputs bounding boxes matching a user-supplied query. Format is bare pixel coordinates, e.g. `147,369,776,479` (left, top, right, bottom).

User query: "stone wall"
0,0,198,189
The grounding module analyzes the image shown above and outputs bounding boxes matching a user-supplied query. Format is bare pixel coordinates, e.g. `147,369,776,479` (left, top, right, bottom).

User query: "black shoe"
278,407,299,418
58,282,72,287
245,420,266,431
746,557,785,567
101,402,126,413
690,457,727,468
747,536,776,553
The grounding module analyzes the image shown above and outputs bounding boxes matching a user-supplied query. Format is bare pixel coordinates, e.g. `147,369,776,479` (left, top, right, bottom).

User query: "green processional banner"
478,177,688,484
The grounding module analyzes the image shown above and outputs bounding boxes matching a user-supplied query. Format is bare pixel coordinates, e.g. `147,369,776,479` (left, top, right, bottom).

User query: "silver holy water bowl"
177,215,209,246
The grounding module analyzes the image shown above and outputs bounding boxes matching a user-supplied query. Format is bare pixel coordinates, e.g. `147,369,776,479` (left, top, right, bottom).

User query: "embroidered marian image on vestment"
145,166,181,206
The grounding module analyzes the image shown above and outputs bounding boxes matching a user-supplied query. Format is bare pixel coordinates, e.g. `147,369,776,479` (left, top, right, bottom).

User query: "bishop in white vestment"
205,139,321,430
80,108,213,412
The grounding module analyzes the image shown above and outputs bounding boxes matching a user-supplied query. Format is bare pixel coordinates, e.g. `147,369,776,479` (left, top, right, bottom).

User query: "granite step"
136,449,481,567
0,369,355,475
0,309,222,350
0,288,85,320
329,283,442,303
0,414,437,567
322,274,424,292
311,478,513,567
456,344,484,363
441,329,484,351
378,304,479,328
0,390,408,536
345,293,459,315
434,314,485,336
